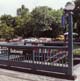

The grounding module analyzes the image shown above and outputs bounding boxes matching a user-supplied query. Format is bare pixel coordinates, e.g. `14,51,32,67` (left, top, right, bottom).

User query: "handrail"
0,43,68,49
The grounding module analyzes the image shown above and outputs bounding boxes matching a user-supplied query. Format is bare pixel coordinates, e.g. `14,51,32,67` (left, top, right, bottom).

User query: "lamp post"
64,2,75,75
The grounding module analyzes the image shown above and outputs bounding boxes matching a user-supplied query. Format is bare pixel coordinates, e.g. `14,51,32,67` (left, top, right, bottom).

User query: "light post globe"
64,2,75,11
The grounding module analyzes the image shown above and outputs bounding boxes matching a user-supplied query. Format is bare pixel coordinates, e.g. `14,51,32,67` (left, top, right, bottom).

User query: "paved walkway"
0,69,74,81
0,64,79,81
73,64,80,81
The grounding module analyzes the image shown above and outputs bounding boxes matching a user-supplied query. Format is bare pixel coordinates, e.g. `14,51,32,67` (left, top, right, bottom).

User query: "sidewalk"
0,68,74,81
0,64,80,81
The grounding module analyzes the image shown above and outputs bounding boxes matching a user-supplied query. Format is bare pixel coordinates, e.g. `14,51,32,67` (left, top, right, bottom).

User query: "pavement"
0,64,79,81
0,68,74,81
73,64,80,81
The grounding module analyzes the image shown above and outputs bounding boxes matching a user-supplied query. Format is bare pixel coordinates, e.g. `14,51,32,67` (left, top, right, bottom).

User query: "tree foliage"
0,5,63,39
31,6,63,37
0,23,14,39
74,0,80,36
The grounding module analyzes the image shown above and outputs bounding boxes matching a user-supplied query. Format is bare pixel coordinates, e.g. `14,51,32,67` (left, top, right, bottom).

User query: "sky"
0,0,73,16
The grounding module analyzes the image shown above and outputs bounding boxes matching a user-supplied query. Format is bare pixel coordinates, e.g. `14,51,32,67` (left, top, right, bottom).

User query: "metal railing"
0,43,69,75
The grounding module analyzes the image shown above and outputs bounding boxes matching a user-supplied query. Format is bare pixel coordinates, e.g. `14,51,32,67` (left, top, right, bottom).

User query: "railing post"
8,48,10,67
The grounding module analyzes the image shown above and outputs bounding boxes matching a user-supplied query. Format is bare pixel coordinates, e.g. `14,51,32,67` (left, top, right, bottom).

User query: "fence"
0,42,72,75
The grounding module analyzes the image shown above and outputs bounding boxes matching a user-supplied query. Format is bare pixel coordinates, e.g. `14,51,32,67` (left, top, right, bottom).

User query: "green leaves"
73,0,80,36
0,5,63,39
31,6,63,37
0,23,14,39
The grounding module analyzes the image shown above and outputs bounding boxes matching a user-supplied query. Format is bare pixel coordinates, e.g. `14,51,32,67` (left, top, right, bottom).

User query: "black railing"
0,42,80,75
0,43,69,75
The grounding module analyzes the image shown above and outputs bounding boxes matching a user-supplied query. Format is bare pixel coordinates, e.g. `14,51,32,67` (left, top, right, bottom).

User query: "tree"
0,5,63,38
31,6,54,36
0,23,14,39
0,14,15,39
15,5,32,37
74,0,80,36
50,9,63,24
31,6,63,37
0,14,15,27
17,5,29,17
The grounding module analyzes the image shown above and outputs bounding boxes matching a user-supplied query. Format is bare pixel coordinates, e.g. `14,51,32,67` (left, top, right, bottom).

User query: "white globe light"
65,2,75,10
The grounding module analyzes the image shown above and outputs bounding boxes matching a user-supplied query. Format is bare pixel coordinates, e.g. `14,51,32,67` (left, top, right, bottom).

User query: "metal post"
67,12,73,75
8,48,10,67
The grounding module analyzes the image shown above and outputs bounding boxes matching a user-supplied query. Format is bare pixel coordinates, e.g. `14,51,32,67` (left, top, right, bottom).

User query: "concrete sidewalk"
0,64,79,81
0,68,75,81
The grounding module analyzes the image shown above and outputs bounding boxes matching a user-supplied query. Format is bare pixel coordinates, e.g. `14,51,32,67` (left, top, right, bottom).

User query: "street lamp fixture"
65,2,75,11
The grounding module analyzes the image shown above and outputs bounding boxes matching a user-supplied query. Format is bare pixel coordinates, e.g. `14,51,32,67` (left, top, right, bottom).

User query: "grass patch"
73,45,80,55
73,49,80,55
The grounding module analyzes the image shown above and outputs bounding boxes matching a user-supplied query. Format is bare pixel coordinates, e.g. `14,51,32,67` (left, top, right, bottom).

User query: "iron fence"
0,43,69,75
